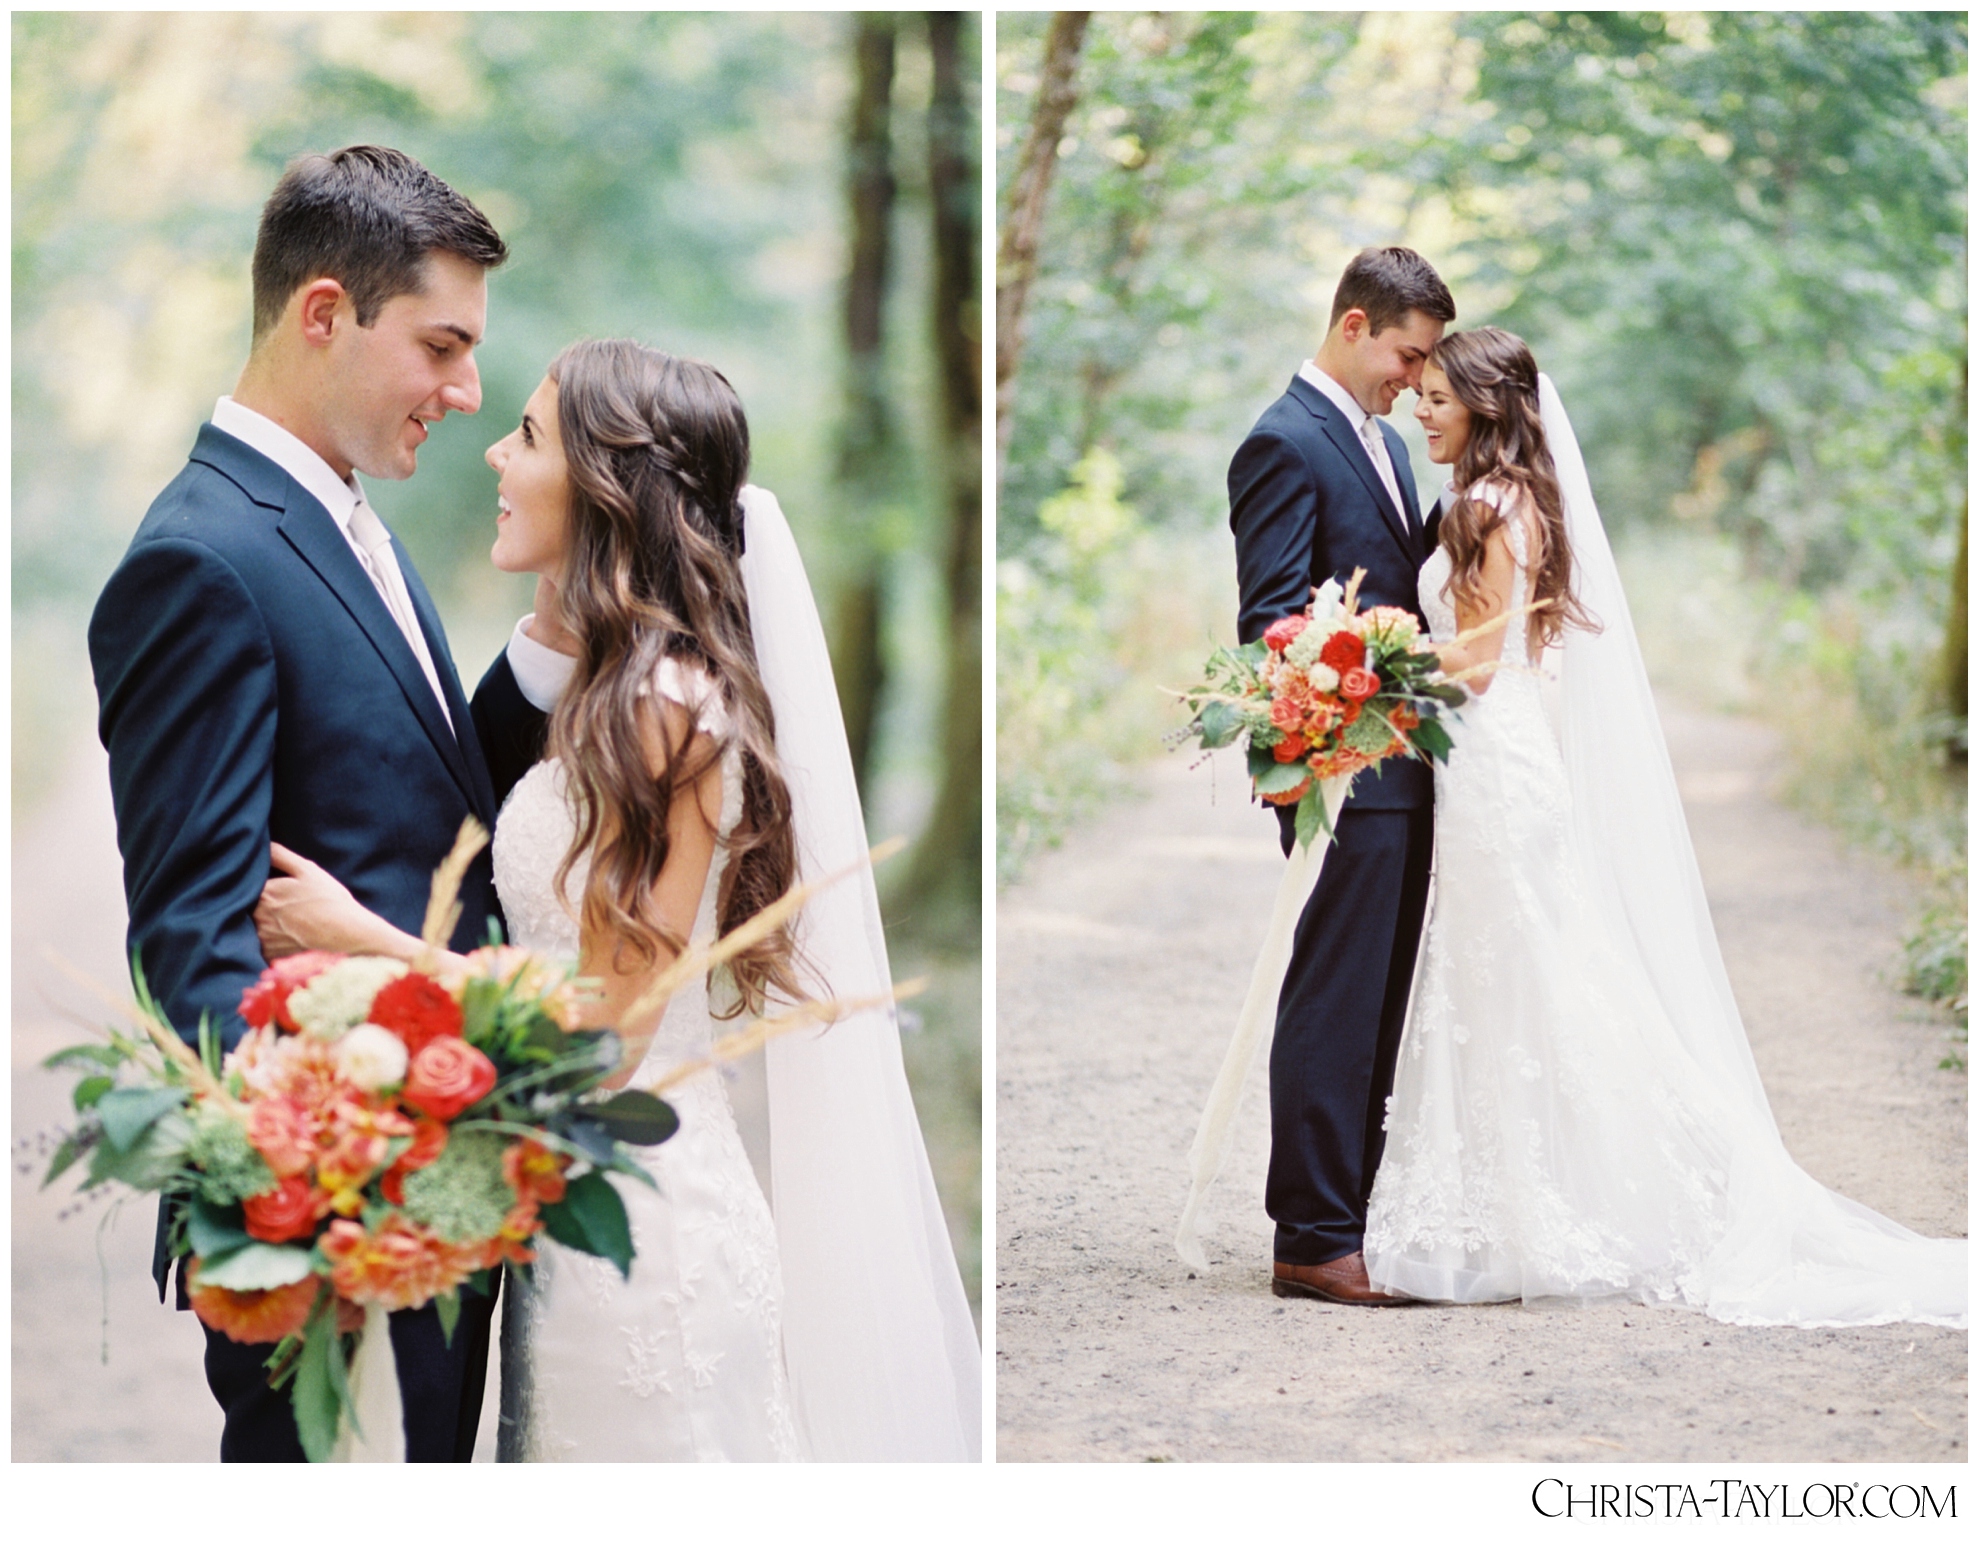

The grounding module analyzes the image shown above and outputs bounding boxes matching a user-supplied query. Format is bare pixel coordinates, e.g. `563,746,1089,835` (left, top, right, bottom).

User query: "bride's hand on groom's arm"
255,842,461,970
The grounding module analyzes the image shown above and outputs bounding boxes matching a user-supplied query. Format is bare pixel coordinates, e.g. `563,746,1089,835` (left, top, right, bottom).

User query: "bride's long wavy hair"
1429,326,1595,650
545,338,806,1014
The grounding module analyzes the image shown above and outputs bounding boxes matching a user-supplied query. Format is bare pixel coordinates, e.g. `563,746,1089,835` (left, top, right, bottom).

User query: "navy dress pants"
1265,804,1435,1266
189,1260,499,1461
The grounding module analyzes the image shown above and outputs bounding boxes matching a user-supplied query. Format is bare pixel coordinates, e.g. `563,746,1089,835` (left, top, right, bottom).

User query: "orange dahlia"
187,1264,320,1346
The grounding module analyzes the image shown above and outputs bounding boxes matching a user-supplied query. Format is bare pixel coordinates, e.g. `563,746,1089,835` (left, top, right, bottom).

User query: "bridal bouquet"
41,938,668,1459
40,818,907,1461
1178,568,1465,849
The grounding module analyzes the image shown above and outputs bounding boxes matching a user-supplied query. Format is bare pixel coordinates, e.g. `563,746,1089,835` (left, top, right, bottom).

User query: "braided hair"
1427,326,1596,652
544,339,805,1013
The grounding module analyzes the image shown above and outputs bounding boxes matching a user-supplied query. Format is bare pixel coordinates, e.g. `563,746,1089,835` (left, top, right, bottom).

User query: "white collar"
1297,360,1378,431
211,396,366,531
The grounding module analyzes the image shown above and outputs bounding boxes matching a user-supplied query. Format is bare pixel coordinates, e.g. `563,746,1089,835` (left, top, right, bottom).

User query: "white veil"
737,486,984,1457
1542,378,1965,1328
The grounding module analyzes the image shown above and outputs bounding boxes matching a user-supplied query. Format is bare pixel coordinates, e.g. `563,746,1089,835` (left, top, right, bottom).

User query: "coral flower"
1268,696,1304,734
243,1176,323,1243
1262,775,1312,807
320,1214,483,1312
1272,732,1305,764
1339,665,1380,702
1262,615,1308,653
504,1138,570,1206
245,1097,315,1177
1391,703,1421,731
239,952,343,1032
188,1264,320,1346
403,1038,498,1122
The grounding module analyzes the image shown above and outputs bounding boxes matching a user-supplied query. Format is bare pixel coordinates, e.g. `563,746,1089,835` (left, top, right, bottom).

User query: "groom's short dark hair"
250,145,508,342
1328,247,1455,336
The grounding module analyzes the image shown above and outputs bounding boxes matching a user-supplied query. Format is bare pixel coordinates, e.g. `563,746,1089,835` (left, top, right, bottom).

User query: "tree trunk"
895,8,981,934
994,10,1089,486
830,12,899,797
1940,494,1967,760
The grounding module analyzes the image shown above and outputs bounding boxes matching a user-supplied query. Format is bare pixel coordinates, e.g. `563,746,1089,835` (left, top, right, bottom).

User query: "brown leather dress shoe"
1272,1252,1416,1306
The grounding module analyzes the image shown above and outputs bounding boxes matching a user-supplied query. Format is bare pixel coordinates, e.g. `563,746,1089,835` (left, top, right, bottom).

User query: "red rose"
368,972,463,1056
402,1038,497,1121
1339,665,1379,702
1269,696,1304,733
1262,616,1308,653
242,1175,321,1243
239,951,342,1031
1272,732,1305,763
1318,630,1366,675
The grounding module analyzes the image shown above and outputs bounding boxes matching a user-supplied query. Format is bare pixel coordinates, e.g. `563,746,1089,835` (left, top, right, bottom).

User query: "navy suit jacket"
89,425,547,1294
1229,373,1440,813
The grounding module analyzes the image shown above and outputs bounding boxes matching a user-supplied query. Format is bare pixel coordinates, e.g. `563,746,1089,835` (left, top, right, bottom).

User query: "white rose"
336,1023,409,1092
1307,663,1340,693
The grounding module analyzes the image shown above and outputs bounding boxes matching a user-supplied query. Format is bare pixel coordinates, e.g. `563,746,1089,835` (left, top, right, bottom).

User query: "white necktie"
347,499,455,735
1361,414,1410,533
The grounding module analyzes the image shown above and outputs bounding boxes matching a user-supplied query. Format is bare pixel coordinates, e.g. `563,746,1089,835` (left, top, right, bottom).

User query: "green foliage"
188,1239,316,1293
998,13,1967,1038
997,448,1233,879
539,1169,635,1278
399,1129,514,1244
186,1110,279,1205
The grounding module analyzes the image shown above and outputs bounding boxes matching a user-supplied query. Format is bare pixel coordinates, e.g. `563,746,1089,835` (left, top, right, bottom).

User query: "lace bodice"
1418,481,1534,668
492,658,743,1077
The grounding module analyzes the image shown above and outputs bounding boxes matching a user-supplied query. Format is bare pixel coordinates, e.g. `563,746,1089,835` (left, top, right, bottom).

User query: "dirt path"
994,695,1966,1463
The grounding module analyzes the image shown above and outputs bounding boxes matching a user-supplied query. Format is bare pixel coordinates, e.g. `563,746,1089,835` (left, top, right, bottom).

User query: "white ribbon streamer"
329,1303,406,1462
1175,773,1350,1270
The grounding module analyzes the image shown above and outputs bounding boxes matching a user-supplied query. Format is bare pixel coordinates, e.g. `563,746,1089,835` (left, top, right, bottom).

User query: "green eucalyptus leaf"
1253,758,1312,796
72,1074,114,1112
1195,699,1242,748
540,1170,634,1277
42,1043,125,1072
97,1086,188,1152
289,1305,344,1463
187,1194,255,1260
190,1240,316,1292
435,1289,461,1348
574,1090,679,1147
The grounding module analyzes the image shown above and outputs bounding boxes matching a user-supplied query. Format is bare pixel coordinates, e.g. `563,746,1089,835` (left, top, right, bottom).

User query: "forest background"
996,9,1967,1045
12,11,981,1321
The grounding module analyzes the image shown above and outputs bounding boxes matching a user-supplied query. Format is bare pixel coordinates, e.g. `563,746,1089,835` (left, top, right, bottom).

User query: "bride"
255,338,981,1457
1360,325,1965,1327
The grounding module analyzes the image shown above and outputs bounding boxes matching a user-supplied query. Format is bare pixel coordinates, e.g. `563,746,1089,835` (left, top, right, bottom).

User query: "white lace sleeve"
646,657,731,741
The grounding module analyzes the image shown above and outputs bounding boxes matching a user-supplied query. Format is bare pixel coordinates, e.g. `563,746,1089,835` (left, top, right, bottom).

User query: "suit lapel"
272,486,478,809
399,553,498,821
1297,382,1417,561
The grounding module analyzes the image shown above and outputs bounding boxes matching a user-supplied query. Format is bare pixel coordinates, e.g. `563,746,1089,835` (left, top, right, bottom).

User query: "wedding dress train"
1362,451,1966,1329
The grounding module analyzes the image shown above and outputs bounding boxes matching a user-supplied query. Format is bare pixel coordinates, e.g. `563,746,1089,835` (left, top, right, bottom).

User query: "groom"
89,146,550,1459
1228,246,1453,1305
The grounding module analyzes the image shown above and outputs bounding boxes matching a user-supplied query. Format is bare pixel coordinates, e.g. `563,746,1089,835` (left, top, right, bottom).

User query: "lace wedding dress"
1363,483,1965,1327
494,658,804,1460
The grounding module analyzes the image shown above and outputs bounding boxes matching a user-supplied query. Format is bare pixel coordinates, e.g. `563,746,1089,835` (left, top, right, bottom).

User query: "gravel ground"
994,695,1967,1463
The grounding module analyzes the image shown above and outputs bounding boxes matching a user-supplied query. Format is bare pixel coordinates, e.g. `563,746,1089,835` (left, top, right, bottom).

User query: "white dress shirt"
506,615,578,712
211,396,455,734
1296,361,1410,530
